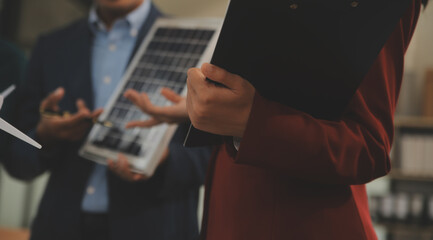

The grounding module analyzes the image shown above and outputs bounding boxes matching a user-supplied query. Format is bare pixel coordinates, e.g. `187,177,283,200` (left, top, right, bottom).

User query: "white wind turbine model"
0,85,42,149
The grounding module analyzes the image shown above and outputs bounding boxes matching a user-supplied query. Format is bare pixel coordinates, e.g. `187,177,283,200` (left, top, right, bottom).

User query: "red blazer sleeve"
235,0,421,185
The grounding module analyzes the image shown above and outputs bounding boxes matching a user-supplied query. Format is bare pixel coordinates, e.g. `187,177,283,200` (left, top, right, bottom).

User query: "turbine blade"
1,85,16,98
0,118,42,149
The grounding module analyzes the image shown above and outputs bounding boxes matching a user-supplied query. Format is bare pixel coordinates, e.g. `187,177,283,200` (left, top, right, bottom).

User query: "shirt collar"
88,0,151,34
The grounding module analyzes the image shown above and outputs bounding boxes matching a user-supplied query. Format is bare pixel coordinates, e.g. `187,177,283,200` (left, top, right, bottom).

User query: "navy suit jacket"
3,5,210,240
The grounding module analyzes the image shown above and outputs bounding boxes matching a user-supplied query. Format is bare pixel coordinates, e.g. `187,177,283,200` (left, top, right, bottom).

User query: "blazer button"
87,186,95,195
351,1,359,7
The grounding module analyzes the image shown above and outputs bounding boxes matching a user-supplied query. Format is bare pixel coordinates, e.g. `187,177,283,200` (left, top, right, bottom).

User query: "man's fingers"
201,63,240,89
118,154,145,182
55,121,91,141
125,118,162,128
76,99,91,115
118,154,129,170
125,120,144,128
107,159,115,169
125,87,188,124
59,111,92,128
107,159,124,178
109,155,146,182
161,87,183,103
123,89,140,104
40,87,65,111
133,174,147,181
124,89,157,114
124,89,147,109
91,108,104,119
117,154,132,178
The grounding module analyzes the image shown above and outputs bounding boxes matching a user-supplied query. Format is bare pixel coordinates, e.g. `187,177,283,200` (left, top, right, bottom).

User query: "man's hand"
107,149,169,182
36,87,103,145
124,88,189,129
187,63,255,138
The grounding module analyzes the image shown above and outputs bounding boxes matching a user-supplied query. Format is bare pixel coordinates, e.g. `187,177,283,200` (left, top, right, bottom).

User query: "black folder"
184,0,413,147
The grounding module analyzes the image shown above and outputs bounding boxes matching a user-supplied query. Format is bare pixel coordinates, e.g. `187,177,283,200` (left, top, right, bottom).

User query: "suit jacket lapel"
129,4,162,62
63,20,94,111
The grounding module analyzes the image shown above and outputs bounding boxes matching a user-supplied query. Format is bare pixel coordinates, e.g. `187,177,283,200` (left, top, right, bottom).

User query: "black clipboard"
185,0,413,147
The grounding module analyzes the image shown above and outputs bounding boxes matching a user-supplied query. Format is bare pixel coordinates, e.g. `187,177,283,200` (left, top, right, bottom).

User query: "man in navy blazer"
2,1,210,240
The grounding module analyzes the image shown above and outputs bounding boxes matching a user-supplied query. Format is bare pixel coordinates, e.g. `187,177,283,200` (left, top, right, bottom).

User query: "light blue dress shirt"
81,1,151,213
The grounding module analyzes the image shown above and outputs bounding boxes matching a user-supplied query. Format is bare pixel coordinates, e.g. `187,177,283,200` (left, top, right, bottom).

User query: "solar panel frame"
79,18,222,177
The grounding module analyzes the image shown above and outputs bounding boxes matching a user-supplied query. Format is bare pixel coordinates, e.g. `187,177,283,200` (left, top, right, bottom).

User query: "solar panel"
79,18,222,176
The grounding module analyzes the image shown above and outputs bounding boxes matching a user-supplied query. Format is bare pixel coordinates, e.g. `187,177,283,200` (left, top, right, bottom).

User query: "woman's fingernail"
204,63,215,74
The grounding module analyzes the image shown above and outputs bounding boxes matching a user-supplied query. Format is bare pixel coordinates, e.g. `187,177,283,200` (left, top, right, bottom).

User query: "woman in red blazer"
127,0,425,239
185,1,422,239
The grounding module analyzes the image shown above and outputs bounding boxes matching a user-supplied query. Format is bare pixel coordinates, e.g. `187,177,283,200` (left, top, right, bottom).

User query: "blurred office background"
366,4,433,240
0,1,433,240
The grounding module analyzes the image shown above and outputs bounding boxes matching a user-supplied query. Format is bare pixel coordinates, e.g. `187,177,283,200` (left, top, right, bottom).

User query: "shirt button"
109,44,117,51
130,29,138,37
87,186,95,195
289,3,298,10
103,76,112,84
351,1,359,7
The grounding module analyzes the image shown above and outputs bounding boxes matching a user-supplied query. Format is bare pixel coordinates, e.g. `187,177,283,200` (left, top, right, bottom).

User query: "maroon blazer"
200,1,421,239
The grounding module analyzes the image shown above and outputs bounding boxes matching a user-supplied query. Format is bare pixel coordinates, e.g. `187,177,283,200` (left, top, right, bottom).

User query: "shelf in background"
395,116,433,129
374,222,433,234
390,170,433,182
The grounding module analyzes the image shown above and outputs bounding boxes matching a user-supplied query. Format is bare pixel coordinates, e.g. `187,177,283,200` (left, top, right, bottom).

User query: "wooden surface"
0,227,30,240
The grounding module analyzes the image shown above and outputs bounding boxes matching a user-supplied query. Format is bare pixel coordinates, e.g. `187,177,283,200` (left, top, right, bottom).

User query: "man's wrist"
36,123,55,147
